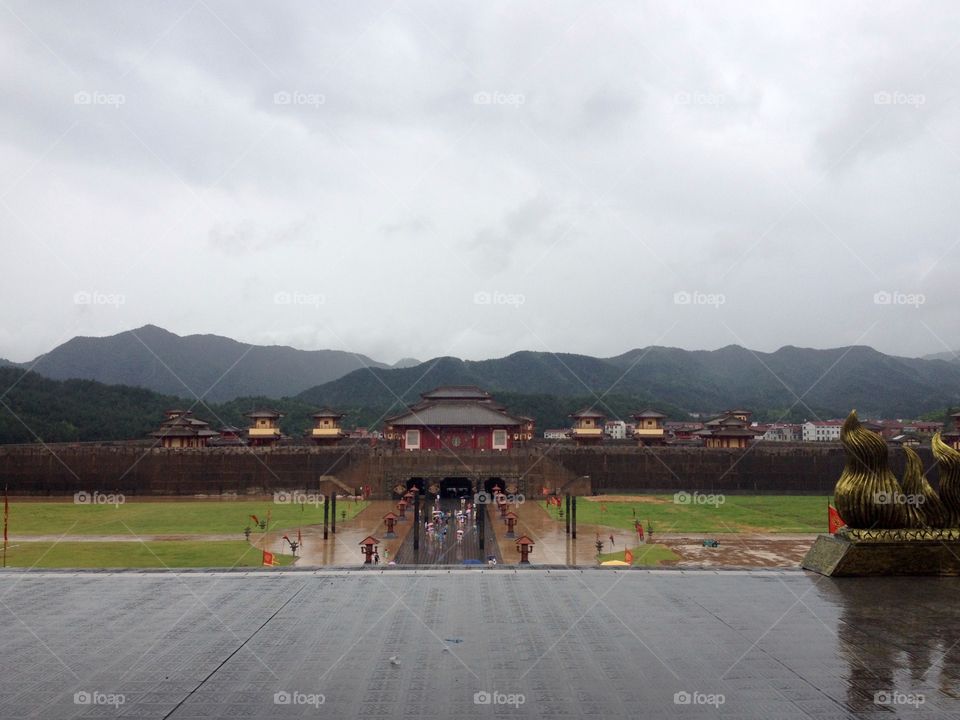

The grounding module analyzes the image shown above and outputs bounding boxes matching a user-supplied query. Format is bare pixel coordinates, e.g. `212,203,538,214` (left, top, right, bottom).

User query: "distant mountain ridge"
6,327,960,417
295,345,960,420
20,325,389,402
923,351,960,363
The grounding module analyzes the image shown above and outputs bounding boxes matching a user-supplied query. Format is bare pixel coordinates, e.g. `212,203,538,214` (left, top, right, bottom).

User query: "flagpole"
3,485,8,569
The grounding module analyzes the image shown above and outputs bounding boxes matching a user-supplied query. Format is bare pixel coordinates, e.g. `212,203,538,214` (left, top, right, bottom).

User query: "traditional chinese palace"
384,386,534,450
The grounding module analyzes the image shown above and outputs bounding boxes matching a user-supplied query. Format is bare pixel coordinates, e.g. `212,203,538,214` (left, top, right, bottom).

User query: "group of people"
424,496,472,544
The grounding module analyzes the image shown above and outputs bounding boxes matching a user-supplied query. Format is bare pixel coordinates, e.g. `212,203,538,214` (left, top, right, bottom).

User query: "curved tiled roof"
420,386,491,400
386,402,523,427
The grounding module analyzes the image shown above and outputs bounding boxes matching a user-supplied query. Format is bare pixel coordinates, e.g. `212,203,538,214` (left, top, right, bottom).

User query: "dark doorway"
440,477,472,498
406,477,425,492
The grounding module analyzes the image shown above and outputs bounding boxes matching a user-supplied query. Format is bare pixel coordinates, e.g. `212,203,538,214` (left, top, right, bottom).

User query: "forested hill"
296,345,960,420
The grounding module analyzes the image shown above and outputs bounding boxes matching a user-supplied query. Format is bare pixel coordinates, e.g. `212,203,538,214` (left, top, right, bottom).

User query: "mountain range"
3,326,960,424
6,325,405,402
295,345,960,421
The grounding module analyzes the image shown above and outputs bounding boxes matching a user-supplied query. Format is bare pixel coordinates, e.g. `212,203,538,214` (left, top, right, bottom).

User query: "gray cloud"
1,1,959,365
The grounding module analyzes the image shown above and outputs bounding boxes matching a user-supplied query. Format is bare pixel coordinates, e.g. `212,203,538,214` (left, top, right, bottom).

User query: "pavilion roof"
386,402,523,427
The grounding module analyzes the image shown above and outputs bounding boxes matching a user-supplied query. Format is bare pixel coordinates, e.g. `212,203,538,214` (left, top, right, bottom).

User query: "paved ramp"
393,498,501,565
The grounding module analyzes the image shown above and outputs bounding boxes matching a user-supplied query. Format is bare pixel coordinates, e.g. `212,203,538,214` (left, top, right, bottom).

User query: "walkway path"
393,498,501,565
256,499,415,567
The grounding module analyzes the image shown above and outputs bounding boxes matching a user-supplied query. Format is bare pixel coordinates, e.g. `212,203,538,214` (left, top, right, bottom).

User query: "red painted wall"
399,426,517,450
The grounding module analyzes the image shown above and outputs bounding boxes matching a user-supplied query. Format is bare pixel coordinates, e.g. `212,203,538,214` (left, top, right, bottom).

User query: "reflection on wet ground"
3,571,958,718
393,498,502,565
257,496,817,568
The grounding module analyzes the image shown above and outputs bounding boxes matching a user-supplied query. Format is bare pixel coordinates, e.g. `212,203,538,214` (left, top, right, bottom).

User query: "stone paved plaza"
1,569,958,719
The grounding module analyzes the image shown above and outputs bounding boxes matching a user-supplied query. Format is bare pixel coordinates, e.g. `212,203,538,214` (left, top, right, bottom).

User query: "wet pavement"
256,499,414,566
0,570,957,718
254,498,818,568
393,498,502,565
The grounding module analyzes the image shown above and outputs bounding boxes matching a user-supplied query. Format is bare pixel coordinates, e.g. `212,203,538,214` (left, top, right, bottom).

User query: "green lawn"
540,495,829,533
6,499,369,536
598,544,679,566
0,540,296,568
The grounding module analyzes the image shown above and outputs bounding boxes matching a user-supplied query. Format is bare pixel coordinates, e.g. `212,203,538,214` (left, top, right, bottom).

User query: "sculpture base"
802,532,960,576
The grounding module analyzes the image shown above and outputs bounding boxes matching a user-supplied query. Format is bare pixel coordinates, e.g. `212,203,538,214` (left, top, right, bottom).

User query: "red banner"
828,505,845,534
624,548,634,564
262,550,276,566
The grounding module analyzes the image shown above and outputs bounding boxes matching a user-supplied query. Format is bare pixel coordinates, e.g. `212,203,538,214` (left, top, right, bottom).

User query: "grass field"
598,544,679,566
0,540,296,568
540,495,829,533
5,499,369,536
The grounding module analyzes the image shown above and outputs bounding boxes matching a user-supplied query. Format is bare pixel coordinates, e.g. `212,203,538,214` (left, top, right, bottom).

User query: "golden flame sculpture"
834,410,906,529
900,445,948,528
932,433,960,528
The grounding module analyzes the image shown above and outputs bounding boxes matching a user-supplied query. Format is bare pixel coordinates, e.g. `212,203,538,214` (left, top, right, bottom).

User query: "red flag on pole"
249,514,259,525
3,485,8,568
828,505,845,534
262,550,277,566
624,548,634,564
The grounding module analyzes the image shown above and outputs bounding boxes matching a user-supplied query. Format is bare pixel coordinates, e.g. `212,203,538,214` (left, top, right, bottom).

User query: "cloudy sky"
1,1,958,364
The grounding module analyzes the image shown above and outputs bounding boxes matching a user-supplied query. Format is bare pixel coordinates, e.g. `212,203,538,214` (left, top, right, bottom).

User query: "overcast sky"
1,1,958,364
